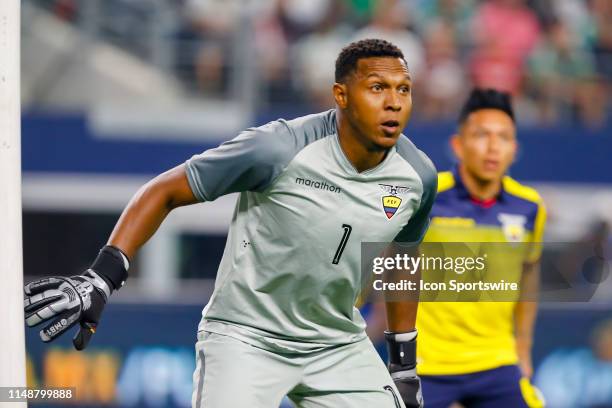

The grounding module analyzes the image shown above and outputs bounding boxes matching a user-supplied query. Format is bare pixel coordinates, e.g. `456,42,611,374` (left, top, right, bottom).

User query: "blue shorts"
420,365,544,408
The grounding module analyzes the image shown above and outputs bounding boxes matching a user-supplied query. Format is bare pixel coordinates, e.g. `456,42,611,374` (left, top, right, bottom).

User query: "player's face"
337,57,412,150
452,109,517,182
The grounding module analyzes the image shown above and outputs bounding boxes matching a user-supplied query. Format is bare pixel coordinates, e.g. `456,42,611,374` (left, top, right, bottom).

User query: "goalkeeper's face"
333,57,412,151
453,109,517,183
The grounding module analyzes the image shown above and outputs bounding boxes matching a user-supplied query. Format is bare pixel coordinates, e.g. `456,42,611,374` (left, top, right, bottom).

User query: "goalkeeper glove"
386,330,423,408
24,245,129,350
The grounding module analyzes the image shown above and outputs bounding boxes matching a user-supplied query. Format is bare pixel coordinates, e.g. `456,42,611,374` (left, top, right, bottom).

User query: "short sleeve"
394,154,438,244
185,121,295,202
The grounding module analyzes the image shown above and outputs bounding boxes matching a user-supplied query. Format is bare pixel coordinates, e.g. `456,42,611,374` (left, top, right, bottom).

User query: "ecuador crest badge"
379,184,411,219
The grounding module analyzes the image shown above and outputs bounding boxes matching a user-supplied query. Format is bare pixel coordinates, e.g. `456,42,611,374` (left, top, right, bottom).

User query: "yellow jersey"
416,168,546,375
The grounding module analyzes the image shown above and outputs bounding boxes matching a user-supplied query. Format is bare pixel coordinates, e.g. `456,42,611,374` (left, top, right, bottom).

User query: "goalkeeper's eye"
398,85,411,95
371,83,384,92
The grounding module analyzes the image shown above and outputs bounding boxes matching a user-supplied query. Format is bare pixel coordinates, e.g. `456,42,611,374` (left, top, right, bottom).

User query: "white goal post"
0,0,26,405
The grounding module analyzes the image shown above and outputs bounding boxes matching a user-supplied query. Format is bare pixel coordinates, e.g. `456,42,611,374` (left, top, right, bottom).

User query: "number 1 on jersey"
332,224,352,264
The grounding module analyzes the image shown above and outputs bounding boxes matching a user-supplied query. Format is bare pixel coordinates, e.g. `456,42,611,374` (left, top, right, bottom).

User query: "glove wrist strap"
90,245,130,291
385,330,417,369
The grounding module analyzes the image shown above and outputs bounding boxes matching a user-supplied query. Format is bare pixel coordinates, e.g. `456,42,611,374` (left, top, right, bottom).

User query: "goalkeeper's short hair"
335,38,406,83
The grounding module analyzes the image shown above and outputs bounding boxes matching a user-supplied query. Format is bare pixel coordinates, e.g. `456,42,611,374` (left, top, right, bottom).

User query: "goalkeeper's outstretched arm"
107,164,198,258
24,165,197,349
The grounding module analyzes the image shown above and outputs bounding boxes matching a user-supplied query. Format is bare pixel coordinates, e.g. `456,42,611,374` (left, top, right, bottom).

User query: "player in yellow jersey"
416,89,546,408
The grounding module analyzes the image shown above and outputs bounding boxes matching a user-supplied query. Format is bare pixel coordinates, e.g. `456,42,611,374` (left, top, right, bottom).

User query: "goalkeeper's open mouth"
380,120,400,135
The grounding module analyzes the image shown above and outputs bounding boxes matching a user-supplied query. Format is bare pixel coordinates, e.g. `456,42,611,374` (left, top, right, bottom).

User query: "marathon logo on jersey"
498,213,527,242
295,177,342,193
379,184,411,219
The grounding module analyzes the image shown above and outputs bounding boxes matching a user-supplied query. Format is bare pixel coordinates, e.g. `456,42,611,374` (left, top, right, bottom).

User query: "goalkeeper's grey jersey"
185,110,437,353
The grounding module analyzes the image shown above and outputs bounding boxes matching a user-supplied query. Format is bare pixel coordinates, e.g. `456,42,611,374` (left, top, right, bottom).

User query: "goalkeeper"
24,39,437,408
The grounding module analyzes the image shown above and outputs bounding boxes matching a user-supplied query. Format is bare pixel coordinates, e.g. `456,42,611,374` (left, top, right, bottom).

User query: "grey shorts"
191,331,405,408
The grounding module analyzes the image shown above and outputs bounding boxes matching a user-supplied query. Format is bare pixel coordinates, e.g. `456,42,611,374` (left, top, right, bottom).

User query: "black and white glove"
386,330,423,408
24,246,129,350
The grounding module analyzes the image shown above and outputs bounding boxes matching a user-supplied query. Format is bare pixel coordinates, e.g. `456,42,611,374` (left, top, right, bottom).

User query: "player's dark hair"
335,38,405,83
458,88,515,124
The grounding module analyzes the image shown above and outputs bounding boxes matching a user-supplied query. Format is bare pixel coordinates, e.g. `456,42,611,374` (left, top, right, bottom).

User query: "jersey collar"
451,165,508,206
331,133,397,176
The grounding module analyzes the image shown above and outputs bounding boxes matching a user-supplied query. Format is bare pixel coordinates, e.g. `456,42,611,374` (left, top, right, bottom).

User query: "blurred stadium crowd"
33,0,612,127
